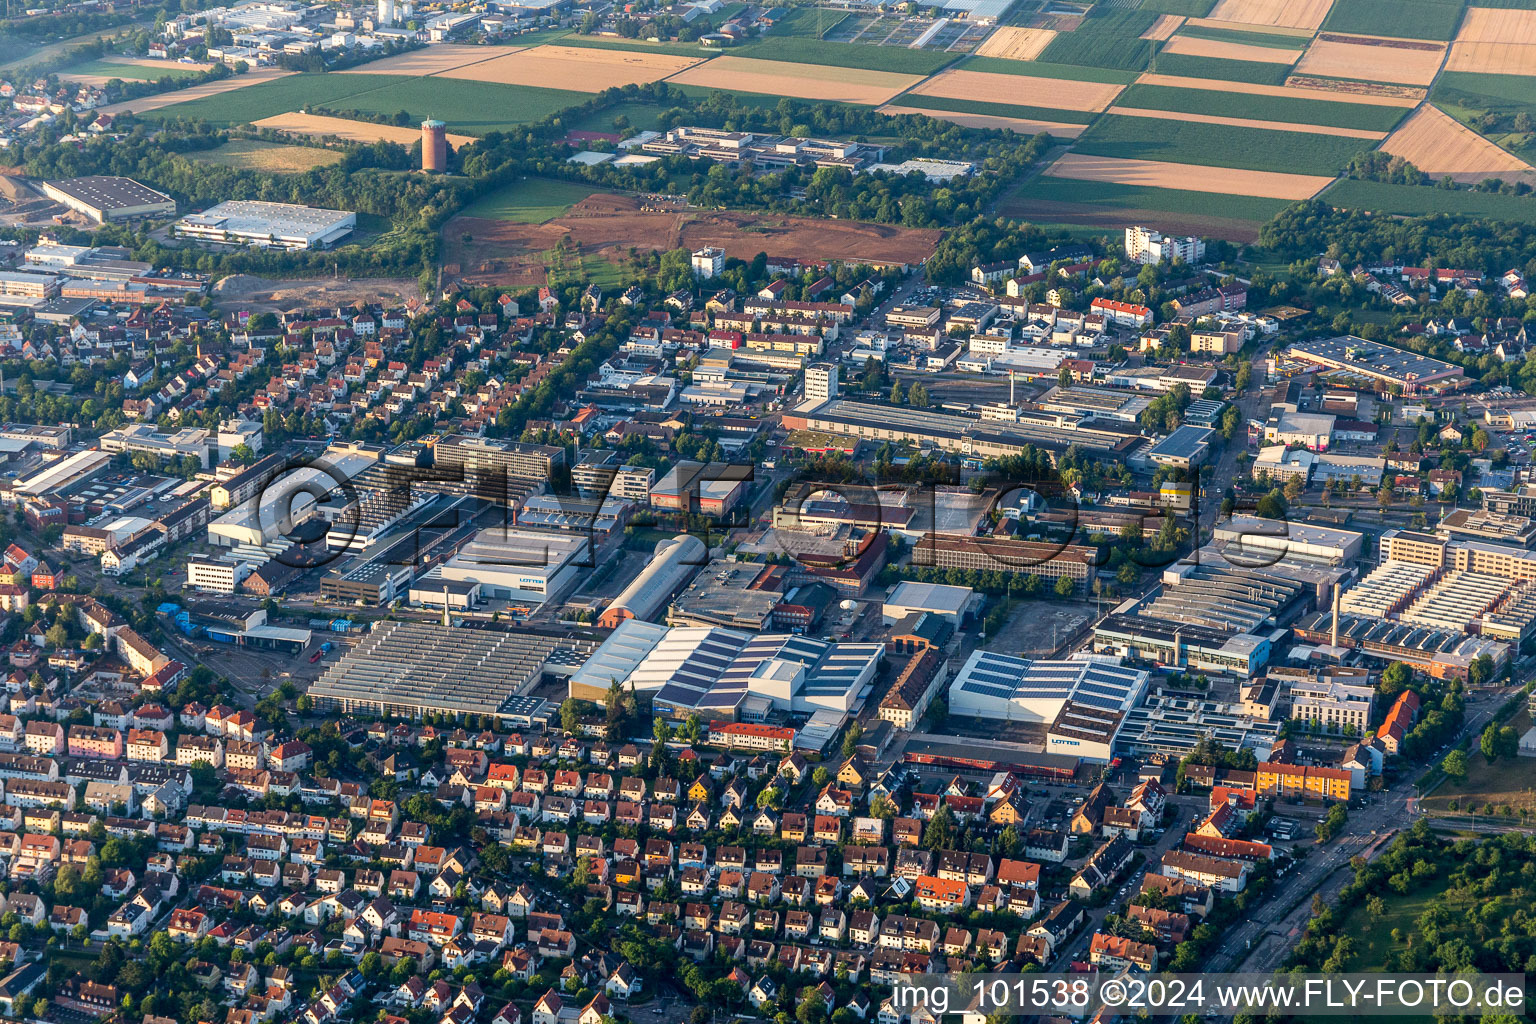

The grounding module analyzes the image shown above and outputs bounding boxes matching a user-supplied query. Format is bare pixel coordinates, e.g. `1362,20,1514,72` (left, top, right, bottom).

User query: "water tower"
421,119,447,173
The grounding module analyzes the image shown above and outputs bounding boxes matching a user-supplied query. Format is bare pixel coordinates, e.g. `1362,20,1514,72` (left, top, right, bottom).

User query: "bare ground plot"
975,26,1059,59
1447,7,1536,74
1159,34,1299,62
442,194,940,287
440,45,705,92
987,601,1096,657
106,55,216,72
664,56,922,105
337,44,525,75
1283,74,1427,100
95,67,295,115
1104,104,1386,137
1135,71,1421,104
1380,103,1536,185
1204,0,1334,30
1292,34,1447,85
252,112,478,147
213,273,423,310
908,67,1124,111
1141,14,1186,40
878,103,1087,135
1045,150,1335,197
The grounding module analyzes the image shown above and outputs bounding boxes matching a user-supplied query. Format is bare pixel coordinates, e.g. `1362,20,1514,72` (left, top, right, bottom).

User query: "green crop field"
672,83,806,108
142,73,588,134
1139,0,1218,15
1174,24,1309,48
1072,112,1373,174
560,35,712,58
892,94,1098,123
67,58,208,80
459,178,604,222
566,101,673,134
766,6,850,37
1146,51,1294,84
1114,82,1408,130
1321,0,1467,39
1000,174,1293,233
959,55,1140,82
1038,10,1161,71
1324,178,1536,222
732,36,955,74
1433,72,1536,162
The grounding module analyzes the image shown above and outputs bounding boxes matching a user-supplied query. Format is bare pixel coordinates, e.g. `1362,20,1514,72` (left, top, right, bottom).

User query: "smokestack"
1330,582,1340,649
1010,369,1015,406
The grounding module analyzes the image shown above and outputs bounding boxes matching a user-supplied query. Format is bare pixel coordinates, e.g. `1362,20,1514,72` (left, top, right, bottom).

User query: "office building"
804,363,839,405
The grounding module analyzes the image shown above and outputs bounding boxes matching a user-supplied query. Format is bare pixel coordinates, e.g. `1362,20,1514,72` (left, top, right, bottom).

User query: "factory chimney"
1330,582,1340,649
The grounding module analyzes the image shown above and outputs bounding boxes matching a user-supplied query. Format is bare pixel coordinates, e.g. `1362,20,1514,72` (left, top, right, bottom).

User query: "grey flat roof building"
42,176,176,222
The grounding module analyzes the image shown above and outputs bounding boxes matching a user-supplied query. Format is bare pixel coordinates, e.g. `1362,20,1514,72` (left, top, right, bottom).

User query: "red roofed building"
1090,297,1153,328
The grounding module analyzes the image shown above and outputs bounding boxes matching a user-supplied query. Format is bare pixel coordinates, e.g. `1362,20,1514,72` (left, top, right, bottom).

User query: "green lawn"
1038,9,1161,70
459,177,606,222
892,93,1098,123
68,57,208,80
188,139,345,173
1321,0,1467,39
566,100,673,134
1001,174,1294,223
139,72,588,134
1322,178,1536,223
1174,24,1309,48
1072,111,1374,173
1113,82,1407,130
1147,51,1295,84
960,55,1141,82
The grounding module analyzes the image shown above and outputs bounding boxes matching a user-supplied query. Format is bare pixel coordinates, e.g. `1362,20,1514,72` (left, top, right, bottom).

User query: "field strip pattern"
1159,35,1299,63
1203,0,1335,31
438,45,704,92
1045,151,1336,198
878,104,1086,135
252,112,479,147
95,67,296,115
1182,17,1314,36
664,55,922,105
1292,35,1446,86
974,26,1058,60
335,44,527,76
1447,7,1536,75
1105,105,1387,138
1135,72,1421,106
1380,104,1536,186
1140,15,1185,41
908,68,1124,112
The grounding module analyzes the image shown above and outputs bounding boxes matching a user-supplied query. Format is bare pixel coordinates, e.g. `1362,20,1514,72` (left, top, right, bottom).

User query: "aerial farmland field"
1112,81,1406,130
1070,111,1374,174
1320,0,1467,40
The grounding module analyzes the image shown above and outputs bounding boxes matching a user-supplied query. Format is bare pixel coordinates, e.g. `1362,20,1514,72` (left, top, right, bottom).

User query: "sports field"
666,56,923,105
187,139,346,173
459,178,605,222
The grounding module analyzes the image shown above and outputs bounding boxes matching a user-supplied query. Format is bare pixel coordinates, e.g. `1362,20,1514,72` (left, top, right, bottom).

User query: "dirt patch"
95,67,295,115
1380,103,1536,186
1105,104,1387,138
976,26,1059,59
1138,70,1421,105
879,104,1086,136
1141,15,1186,40
1293,34,1446,85
1045,151,1335,198
1204,0,1333,31
665,56,922,105
338,44,525,76
439,44,704,92
442,195,941,288
909,68,1123,112
213,274,423,311
1159,34,1299,63
252,112,478,148
1281,75,1426,100
1447,7,1536,75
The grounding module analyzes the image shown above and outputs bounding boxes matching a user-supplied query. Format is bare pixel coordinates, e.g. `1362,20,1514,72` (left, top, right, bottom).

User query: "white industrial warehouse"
568,619,882,720
948,650,1150,761
599,535,707,627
